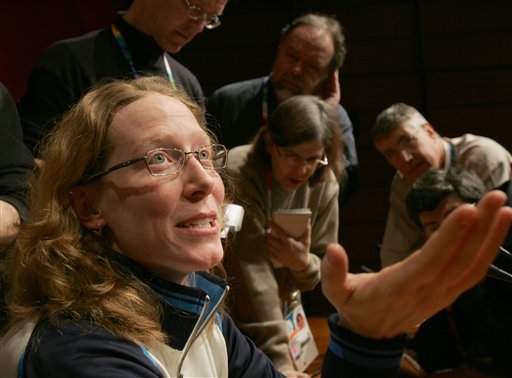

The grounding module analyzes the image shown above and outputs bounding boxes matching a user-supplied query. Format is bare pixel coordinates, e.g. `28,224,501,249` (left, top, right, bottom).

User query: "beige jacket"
225,144,339,370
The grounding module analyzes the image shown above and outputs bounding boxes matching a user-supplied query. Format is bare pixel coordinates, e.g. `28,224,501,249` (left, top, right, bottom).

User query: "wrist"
289,253,311,272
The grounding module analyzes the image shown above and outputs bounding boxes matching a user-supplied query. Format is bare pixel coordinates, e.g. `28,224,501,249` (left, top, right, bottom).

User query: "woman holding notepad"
225,95,343,375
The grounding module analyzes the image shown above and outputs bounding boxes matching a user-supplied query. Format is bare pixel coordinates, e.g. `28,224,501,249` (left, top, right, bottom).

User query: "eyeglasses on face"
275,145,328,169
183,0,222,29
82,144,228,183
382,124,425,161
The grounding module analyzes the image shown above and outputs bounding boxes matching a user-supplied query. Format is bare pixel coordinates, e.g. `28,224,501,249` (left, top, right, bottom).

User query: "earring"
91,222,104,236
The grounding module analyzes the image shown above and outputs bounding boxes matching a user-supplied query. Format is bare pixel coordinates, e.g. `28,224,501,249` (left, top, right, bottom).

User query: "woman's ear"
69,186,106,229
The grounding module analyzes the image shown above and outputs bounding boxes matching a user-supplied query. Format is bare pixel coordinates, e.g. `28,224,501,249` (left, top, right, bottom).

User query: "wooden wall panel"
426,70,512,106
429,105,512,148
343,37,421,75
423,31,512,69
179,47,275,95
419,0,512,33
341,186,391,224
0,0,125,100
342,74,423,110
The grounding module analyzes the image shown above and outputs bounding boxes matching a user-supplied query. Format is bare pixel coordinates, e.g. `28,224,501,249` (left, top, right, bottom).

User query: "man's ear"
69,186,105,229
263,130,273,154
422,122,437,137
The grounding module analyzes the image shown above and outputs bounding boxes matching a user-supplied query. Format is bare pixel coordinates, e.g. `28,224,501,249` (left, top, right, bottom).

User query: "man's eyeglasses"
82,144,228,183
382,124,425,161
183,0,222,29
275,146,328,170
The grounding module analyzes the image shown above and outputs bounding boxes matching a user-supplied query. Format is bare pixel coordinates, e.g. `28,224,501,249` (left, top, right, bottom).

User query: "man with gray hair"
373,102,512,267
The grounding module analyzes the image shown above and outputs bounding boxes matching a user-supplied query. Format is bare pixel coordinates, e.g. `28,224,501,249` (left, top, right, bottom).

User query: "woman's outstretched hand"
321,190,512,339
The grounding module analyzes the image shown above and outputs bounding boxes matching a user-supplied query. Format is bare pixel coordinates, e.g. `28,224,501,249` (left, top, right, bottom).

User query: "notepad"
272,208,311,238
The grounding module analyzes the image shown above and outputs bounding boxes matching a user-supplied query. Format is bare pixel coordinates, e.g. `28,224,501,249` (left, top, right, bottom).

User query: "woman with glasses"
225,94,344,373
2,77,511,378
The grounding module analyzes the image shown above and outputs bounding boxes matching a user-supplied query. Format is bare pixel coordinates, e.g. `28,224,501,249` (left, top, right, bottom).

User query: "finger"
321,243,350,313
267,220,285,238
370,202,481,305
266,236,291,257
463,190,508,260
433,191,509,286
448,191,508,273
390,192,511,317
268,220,299,239
265,237,281,255
298,220,311,243
398,202,481,284
455,197,512,290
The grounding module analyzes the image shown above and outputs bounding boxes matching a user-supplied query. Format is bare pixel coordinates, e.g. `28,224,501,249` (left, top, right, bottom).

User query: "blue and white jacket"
1,257,407,377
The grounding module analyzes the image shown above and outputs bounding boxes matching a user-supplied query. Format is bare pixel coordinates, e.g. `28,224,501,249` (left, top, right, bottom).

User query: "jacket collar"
112,253,228,350
113,12,164,65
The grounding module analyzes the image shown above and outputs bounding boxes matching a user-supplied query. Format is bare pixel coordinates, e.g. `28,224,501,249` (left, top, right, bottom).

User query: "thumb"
321,243,349,312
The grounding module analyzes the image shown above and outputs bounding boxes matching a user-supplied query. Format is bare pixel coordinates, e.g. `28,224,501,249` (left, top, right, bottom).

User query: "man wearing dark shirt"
207,13,359,203
19,0,228,156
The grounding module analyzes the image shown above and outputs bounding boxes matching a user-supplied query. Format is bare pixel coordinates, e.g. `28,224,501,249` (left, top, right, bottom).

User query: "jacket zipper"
176,285,230,377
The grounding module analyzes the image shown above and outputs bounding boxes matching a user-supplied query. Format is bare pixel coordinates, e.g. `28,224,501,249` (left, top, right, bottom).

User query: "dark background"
1,0,511,314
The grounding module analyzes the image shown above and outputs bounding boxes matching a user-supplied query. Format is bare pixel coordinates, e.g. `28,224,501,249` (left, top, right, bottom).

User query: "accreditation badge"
285,304,319,372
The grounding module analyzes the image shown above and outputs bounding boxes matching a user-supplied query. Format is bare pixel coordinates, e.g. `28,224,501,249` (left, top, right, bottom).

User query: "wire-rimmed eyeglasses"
275,145,328,170
183,0,222,29
81,144,228,184
382,123,425,161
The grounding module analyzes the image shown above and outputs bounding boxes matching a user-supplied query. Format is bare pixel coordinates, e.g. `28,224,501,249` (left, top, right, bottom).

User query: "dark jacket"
0,83,33,220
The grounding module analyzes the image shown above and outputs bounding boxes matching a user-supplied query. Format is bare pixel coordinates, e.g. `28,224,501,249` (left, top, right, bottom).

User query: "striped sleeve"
322,313,408,377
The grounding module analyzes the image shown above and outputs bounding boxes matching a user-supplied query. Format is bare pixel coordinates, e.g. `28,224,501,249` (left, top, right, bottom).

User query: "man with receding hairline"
207,13,359,205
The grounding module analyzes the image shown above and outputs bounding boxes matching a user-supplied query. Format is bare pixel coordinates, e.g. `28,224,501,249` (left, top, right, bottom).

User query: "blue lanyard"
449,143,456,167
266,170,272,224
111,24,176,88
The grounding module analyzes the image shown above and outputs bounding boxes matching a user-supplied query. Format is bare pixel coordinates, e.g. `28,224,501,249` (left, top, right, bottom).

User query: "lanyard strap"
261,77,270,125
162,54,177,89
112,24,138,78
449,143,456,167
111,24,176,88
266,170,273,223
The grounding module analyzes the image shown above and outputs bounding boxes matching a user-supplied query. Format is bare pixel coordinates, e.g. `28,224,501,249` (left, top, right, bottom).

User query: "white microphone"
220,204,245,239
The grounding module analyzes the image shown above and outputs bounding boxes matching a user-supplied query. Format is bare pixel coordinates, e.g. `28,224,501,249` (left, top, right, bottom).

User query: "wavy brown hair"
2,77,226,344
